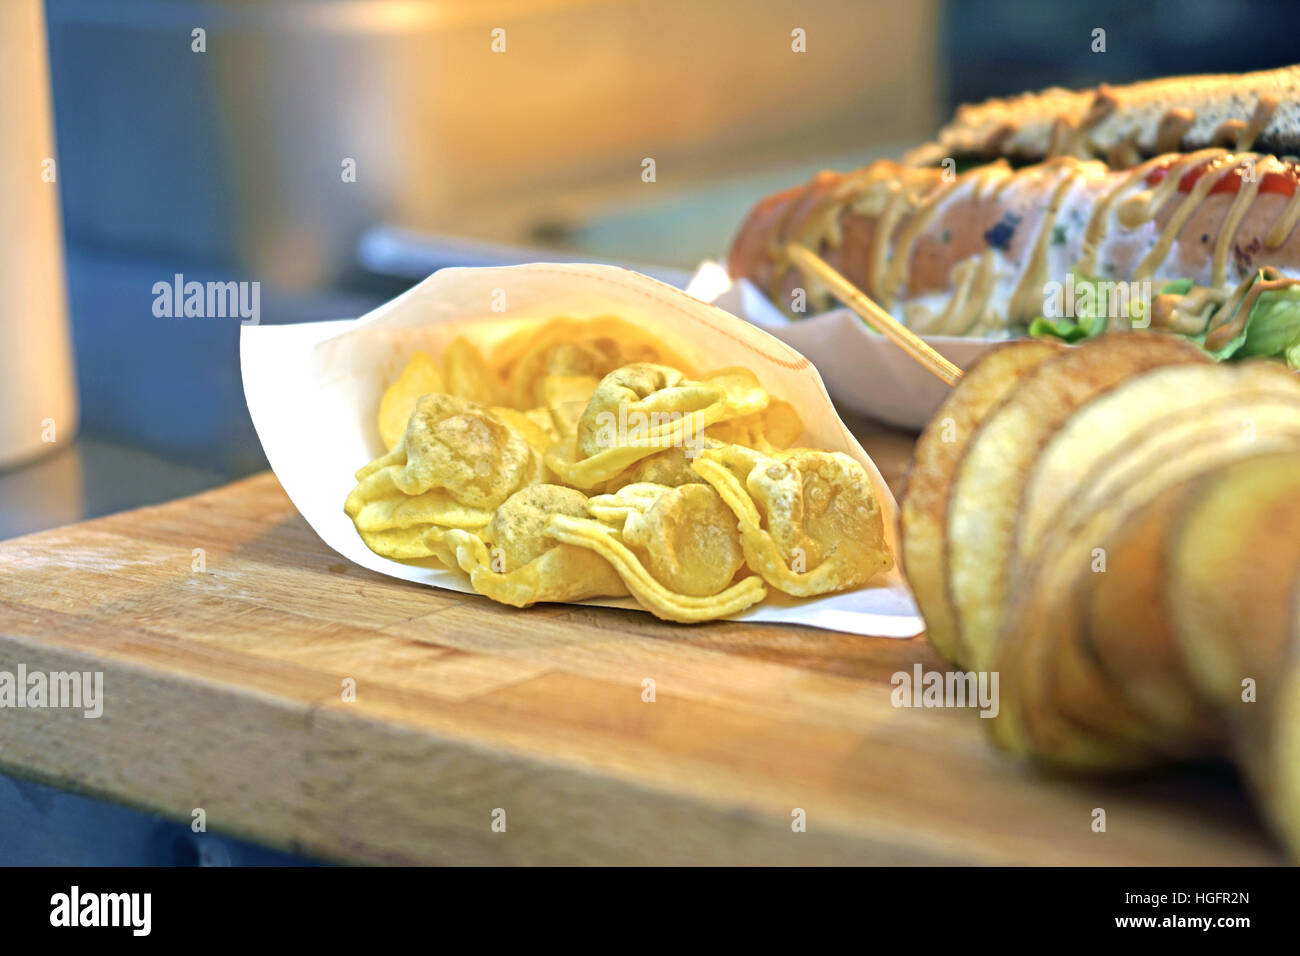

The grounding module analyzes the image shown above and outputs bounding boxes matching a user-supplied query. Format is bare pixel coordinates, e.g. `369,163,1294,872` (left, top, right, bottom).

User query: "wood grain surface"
0,417,1282,864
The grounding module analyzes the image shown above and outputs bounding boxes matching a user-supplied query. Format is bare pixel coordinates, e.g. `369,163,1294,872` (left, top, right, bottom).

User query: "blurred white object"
0,0,78,469
687,262,1004,431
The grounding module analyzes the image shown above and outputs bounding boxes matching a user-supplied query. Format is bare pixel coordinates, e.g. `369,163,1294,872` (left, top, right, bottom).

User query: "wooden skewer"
785,243,964,387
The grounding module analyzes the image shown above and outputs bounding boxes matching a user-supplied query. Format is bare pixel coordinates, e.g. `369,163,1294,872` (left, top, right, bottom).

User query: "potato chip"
705,399,803,452
489,406,557,456
595,482,745,596
429,485,627,607
505,337,623,409
540,373,601,439
441,336,507,406
346,471,492,534
692,445,892,597
489,317,588,377
586,481,667,526
344,464,491,562
547,514,766,623
357,525,450,561
377,351,445,450
604,446,711,490
546,363,770,489
490,316,692,385
354,393,541,510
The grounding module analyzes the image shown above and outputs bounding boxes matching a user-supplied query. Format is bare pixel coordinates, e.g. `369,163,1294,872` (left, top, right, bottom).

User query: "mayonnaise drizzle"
1212,156,1270,287
1134,153,1237,281
774,134,1300,327
1008,161,1081,320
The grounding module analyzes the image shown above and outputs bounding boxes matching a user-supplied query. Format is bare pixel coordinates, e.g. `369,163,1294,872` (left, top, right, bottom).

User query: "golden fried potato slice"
1009,364,1300,745
992,521,1155,767
546,514,766,623
588,482,745,596
900,340,1062,666
378,351,445,450
947,333,1208,675
1081,444,1300,863
429,485,627,607
1019,360,1300,561
1068,400,1300,732
693,445,892,597
441,336,507,406
577,315,693,372
1169,451,1300,724
546,363,769,489
996,401,1300,765
1082,486,1224,749
1269,650,1300,862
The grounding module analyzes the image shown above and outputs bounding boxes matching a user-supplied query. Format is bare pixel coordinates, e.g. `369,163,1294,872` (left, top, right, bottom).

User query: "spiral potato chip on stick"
899,338,1300,860
692,445,893,597
429,485,627,607
545,363,770,489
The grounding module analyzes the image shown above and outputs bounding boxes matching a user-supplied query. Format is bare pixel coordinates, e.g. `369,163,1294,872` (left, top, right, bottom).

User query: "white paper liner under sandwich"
686,260,1006,430
241,262,923,638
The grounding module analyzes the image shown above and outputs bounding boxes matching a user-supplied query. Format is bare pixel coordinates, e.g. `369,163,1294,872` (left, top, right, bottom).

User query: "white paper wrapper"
686,261,1005,430
241,263,922,638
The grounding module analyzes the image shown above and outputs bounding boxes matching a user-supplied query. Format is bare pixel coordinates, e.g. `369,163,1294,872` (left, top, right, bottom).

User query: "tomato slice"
1144,159,1298,197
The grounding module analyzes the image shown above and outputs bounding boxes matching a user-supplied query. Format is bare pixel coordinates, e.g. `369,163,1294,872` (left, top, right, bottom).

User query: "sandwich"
727,66,1300,366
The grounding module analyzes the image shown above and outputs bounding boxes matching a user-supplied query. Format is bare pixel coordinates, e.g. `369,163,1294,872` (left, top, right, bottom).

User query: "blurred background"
3,0,1299,541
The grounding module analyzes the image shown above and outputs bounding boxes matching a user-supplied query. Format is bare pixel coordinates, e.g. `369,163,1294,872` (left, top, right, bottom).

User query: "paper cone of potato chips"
241,263,923,637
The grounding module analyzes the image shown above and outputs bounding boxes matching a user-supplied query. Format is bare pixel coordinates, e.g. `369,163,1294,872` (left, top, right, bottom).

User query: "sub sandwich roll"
903,64,1300,169
728,149,1300,365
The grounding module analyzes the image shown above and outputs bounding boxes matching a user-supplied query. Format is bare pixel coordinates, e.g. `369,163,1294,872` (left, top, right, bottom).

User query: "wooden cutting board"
0,418,1282,864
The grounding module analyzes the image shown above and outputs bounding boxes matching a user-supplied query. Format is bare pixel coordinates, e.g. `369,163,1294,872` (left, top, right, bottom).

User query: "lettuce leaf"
1235,284,1300,369
1027,314,1095,343
1028,273,1156,344
1028,271,1300,369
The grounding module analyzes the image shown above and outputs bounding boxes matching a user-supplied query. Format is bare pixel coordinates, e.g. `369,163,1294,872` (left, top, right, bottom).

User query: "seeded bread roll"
904,65,1300,169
